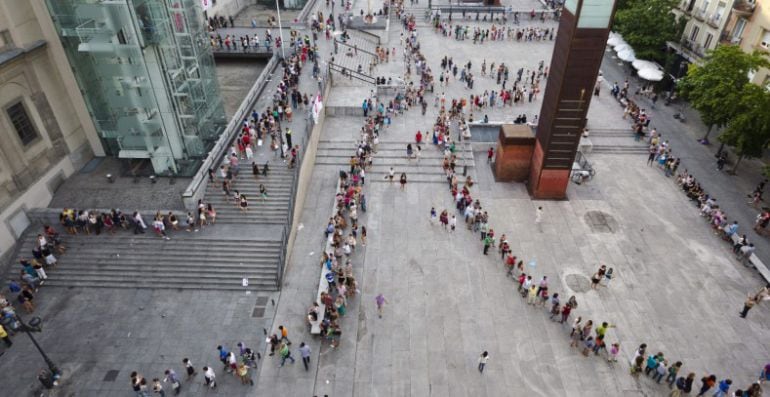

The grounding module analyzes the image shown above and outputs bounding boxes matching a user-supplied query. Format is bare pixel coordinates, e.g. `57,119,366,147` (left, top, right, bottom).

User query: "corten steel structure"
528,0,618,199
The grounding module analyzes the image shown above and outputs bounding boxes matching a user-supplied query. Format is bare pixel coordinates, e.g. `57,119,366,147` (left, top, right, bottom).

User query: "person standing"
375,293,388,318
487,147,494,163
0,324,11,347
534,206,543,230
400,173,408,191
430,207,437,225
285,128,293,148
388,167,395,183
152,378,165,397
696,374,717,396
712,379,731,397
299,342,312,371
478,351,489,373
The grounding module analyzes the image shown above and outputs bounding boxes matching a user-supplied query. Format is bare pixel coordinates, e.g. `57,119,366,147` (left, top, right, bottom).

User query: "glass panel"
577,0,615,28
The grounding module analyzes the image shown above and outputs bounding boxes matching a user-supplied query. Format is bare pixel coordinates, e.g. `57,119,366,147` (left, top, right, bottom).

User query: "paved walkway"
256,1,770,397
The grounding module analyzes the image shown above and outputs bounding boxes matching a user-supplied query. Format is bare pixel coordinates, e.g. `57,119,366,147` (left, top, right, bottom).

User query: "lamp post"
275,0,286,59
9,316,61,383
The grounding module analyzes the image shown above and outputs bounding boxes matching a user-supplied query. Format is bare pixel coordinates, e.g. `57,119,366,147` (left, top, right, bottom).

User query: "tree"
612,0,685,62
717,84,770,174
678,45,769,140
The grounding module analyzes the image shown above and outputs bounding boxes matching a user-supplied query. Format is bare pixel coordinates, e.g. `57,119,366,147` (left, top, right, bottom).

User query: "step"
38,279,278,291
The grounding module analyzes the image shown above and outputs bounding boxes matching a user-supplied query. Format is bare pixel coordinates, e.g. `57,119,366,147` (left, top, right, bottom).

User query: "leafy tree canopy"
678,45,769,129
613,0,685,62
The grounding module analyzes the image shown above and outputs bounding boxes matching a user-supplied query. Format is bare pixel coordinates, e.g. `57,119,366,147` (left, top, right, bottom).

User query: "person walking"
279,342,296,366
278,325,292,345
237,363,254,385
478,351,489,373
400,173,407,191
202,367,216,389
739,294,759,318
375,293,388,318
671,373,696,396
163,369,181,395
388,167,395,183
181,358,197,379
712,379,731,397
299,342,311,371
534,206,543,231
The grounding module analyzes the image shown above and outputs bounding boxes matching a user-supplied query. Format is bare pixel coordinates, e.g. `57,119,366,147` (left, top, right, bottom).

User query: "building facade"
673,0,737,62
0,0,102,259
722,0,770,86
44,0,227,177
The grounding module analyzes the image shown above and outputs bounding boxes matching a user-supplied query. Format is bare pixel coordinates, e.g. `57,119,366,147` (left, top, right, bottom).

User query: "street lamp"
3,315,61,387
274,0,286,59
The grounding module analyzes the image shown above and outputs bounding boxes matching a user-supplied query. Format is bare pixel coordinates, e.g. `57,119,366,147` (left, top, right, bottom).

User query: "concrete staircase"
203,161,295,224
10,233,281,290
585,128,649,155
316,140,476,183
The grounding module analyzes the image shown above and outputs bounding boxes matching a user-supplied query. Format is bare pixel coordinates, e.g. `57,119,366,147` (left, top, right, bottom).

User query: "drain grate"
103,370,120,382
252,307,266,318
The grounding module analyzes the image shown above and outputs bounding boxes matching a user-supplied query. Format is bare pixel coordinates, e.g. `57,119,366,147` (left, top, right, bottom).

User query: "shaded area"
215,59,268,116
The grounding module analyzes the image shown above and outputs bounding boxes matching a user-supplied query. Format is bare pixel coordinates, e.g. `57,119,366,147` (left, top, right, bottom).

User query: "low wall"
280,75,332,285
181,54,280,210
25,208,176,230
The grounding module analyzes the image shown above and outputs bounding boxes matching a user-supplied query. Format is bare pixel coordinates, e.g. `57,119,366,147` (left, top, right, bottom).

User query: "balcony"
720,31,742,45
680,0,692,14
732,0,756,17
706,14,722,28
682,38,705,57
693,8,708,21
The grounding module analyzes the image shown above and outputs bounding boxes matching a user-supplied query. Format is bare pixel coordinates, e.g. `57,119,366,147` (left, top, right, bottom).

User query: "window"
6,102,39,146
0,30,13,51
690,26,700,41
761,30,770,49
733,18,747,42
704,33,714,49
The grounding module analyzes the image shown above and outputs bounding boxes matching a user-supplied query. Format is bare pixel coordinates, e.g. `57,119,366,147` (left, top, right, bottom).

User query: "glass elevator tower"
45,0,226,176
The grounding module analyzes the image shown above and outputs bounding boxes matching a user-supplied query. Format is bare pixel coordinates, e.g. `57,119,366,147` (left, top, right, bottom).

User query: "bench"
310,178,343,335
729,233,770,284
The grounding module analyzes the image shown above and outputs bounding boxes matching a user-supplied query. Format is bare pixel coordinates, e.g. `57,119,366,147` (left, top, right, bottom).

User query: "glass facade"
45,0,226,176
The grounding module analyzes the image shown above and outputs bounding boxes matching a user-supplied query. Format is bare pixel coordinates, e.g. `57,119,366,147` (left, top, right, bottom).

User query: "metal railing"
349,28,382,45
334,38,378,57
181,54,280,209
329,62,377,84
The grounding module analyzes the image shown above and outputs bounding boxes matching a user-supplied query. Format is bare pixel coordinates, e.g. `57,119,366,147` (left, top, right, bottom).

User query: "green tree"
678,45,769,140
717,84,770,174
612,0,685,62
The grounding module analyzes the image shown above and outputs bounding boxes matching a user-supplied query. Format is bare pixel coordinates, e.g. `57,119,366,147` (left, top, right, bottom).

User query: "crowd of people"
436,22,556,43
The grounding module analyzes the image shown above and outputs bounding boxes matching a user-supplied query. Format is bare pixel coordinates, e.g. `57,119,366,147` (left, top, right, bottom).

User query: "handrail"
334,38,378,57
181,54,280,209
349,27,381,45
329,62,376,85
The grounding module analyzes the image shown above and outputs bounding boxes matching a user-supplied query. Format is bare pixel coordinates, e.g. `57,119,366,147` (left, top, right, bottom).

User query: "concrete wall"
282,77,332,284
0,0,99,261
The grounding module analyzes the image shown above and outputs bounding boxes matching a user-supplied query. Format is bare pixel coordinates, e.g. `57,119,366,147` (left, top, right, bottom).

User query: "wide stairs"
203,162,295,224
11,233,281,291
316,140,476,183
585,128,650,155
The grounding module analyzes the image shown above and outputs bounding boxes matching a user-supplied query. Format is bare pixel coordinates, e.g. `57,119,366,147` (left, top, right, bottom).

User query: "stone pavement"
594,48,770,279
256,1,770,396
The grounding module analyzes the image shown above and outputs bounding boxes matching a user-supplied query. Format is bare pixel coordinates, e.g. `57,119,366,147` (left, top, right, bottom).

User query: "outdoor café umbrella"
632,59,659,71
617,48,636,62
638,67,664,81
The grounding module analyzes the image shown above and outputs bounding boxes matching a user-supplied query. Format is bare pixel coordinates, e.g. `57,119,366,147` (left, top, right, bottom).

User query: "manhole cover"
584,211,617,233
103,370,120,382
565,274,592,293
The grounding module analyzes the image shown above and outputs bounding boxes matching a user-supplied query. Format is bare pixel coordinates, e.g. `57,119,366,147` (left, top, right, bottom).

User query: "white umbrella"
632,59,659,71
638,68,664,81
614,43,632,53
607,36,625,47
617,48,636,62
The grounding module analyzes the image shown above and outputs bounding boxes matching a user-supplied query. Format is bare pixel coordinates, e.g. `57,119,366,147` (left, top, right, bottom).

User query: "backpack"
8,281,21,293
675,377,686,390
